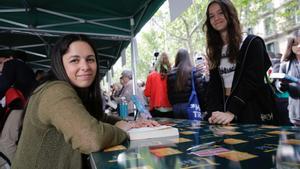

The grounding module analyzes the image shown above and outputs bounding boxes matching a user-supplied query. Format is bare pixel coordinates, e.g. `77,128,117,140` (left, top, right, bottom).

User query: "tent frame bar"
0,9,26,13
0,26,132,40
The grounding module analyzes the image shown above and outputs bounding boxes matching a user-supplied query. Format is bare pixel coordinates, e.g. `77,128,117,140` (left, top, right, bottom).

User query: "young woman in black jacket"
203,0,276,125
167,49,208,119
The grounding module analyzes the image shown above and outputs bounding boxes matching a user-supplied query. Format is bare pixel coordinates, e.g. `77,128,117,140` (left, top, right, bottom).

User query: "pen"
187,140,223,151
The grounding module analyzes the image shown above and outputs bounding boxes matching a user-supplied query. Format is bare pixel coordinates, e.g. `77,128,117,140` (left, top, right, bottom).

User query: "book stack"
127,125,179,140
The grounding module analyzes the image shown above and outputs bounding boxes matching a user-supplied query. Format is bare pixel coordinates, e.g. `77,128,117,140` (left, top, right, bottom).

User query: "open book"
127,125,179,140
270,73,300,83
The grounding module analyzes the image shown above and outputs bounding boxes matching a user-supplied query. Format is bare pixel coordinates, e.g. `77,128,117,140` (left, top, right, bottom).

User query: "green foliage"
110,0,299,84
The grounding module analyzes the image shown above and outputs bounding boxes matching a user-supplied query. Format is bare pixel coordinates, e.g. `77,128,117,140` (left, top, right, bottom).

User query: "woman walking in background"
276,29,300,126
203,0,276,125
167,49,208,119
144,52,173,118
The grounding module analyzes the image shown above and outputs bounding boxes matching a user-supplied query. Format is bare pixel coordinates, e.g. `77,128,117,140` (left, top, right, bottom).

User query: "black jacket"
206,35,276,124
0,59,37,99
167,67,208,111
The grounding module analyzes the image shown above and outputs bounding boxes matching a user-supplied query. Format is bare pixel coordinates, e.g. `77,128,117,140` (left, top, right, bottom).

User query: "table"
90,118,300,169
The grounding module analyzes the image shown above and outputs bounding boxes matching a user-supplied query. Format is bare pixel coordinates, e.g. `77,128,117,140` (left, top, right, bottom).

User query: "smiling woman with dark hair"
203,0,277,125
12,34,159,169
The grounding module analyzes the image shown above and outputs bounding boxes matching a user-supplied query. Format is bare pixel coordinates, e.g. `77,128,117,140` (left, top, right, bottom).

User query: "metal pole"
130,18,137,96
130,18,138,117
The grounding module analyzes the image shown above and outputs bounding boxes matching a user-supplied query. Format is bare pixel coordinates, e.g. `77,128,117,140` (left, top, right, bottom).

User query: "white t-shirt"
219,35,247,89
219,45,236,88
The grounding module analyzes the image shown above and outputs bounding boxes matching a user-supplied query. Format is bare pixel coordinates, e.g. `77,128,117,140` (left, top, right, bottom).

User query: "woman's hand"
208,111,234,125
130,119,160,128
115,121,134,132
115,119,160,132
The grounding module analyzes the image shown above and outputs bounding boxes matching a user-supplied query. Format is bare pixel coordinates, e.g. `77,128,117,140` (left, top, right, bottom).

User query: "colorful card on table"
220,131,242,135
224,138,247,145
191,147,230,157
267,131,294,135
180,131,197,135
150,147,182,157
217,151,257,161
260,125,280,129
170,137,192,143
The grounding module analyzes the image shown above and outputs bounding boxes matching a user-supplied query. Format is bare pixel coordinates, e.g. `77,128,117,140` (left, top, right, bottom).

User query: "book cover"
270,73,300,83
127,125,179,140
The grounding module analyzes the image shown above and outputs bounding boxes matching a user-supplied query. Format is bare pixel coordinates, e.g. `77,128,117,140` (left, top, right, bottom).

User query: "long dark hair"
155,52,171,79
174,49,193,91
203,0,242,69
282,29,300,62
50,34,102,120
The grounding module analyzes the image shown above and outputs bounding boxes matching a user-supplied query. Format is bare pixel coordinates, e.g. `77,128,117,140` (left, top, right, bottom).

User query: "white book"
127,125,179,140
270,73,300,83
128,135,178,149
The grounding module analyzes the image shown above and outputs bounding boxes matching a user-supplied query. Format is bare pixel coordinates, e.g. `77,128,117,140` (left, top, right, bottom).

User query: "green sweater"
12,81,128,169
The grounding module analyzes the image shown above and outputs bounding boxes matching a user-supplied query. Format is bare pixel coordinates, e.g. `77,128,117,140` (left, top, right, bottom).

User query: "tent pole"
130,18,138,117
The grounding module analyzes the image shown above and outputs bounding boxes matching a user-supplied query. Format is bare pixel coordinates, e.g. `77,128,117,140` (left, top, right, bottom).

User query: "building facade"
251,0,300,55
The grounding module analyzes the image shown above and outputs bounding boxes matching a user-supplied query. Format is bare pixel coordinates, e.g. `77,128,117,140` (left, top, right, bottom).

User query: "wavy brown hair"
202,0,242,69
155,52,171,79
282,29,300,62
174,49,193,91
50,34,102,120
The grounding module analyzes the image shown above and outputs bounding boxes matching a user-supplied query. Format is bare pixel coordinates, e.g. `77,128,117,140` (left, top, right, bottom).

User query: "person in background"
195,53,209,77
111,82,122,99
0,52,37,100
35,69,46,82
144,52,173,118
114,70,148,117
167,49,208,119
137,80,146,91
0,52,37,167
12,34,158,169
276,29,300,126
267,52,290,125
203,0,276,125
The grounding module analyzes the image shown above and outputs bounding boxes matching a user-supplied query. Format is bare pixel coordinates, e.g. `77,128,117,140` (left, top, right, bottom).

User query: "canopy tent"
0,0,165,77
0,30,129,76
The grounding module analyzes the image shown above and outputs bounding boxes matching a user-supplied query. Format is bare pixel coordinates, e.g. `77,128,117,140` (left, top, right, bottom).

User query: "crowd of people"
0,0,299,169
